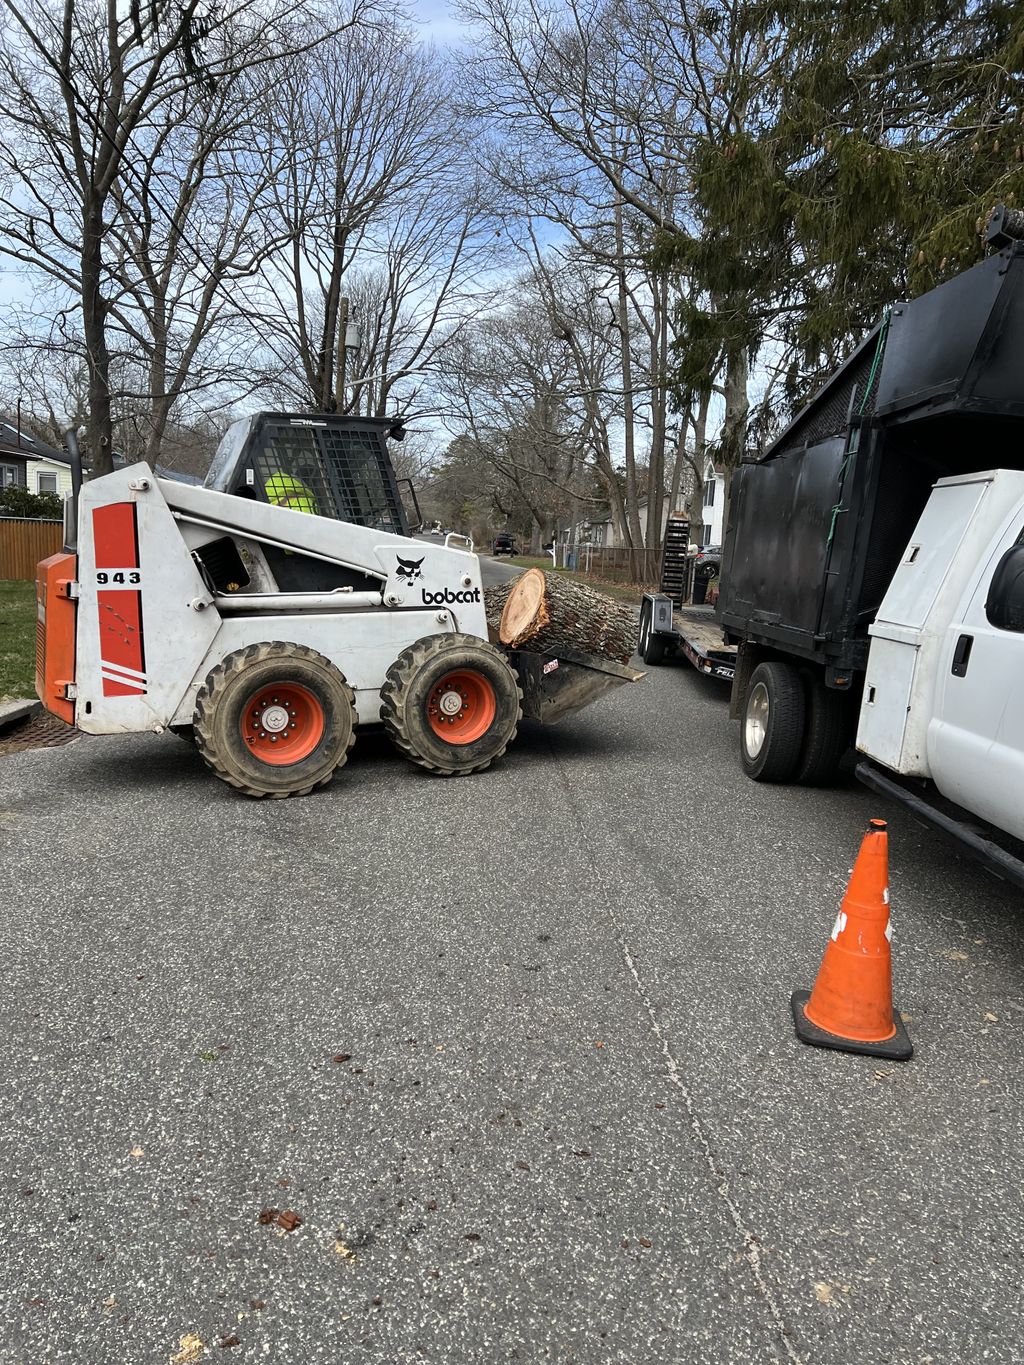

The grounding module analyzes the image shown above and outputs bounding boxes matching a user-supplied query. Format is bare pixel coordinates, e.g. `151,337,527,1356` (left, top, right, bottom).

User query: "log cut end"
497,567,636,665
500,568,551,648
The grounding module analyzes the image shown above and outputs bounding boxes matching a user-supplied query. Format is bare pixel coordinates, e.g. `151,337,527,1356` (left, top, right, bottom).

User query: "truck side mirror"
985,541,1024,632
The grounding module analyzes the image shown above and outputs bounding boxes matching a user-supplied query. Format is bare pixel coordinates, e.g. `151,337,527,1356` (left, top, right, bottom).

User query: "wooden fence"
0,518,63,581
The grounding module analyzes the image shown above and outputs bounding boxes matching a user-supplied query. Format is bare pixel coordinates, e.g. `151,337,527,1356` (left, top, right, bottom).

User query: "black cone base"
791,990,913,1061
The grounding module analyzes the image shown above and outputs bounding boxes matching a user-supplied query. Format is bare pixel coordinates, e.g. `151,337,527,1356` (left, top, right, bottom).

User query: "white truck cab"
857,469,1024,868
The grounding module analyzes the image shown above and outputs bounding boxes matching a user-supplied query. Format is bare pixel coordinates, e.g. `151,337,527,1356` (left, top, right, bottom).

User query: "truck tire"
193,641,356,799
794,673,854,786
638,600,667,665
740,661,806,782
380,633,522,776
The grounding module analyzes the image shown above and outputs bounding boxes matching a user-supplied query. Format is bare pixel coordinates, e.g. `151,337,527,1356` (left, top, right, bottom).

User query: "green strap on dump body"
826,309,891,548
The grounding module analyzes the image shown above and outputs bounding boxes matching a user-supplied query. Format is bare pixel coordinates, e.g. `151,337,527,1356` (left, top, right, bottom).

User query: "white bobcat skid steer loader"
35,414,636,798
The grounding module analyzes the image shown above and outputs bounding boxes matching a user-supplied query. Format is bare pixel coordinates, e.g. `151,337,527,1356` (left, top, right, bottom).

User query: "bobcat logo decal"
395,555,425,584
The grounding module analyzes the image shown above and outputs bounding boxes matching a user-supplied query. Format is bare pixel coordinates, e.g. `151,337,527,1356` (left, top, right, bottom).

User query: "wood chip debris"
170,1334,206,1365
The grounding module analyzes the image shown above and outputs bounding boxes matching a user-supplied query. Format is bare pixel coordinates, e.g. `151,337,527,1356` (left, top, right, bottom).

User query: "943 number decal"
96,571,141,585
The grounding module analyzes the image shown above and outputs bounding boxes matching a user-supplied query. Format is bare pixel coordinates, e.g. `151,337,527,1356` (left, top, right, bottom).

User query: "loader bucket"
508,646,644,725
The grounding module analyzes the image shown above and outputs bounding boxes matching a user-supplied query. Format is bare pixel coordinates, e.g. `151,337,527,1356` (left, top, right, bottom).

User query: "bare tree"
255,21,500,421
0,0,373,473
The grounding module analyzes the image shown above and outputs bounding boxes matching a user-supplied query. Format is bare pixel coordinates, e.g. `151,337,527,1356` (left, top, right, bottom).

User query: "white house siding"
701,462,726,546
25,458,72,497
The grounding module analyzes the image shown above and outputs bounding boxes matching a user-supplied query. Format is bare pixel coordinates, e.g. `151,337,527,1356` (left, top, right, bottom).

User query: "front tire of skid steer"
193,642,356,799
380,633,522,776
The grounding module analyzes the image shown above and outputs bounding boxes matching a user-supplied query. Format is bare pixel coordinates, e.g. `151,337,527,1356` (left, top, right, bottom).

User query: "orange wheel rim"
426,669,496,745
240,682,325,766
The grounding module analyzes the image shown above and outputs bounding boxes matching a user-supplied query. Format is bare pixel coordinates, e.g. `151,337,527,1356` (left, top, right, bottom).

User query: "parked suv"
492,532,517,557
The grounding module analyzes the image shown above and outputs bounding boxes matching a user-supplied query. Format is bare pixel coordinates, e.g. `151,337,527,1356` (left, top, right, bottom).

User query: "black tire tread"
193,641,356,799
740,660,806,783
380,632,522,776
795,673,854,786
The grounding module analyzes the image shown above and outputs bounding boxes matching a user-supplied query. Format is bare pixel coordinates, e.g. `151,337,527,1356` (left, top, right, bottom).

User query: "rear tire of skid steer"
193,641,356,799
380,633,522,776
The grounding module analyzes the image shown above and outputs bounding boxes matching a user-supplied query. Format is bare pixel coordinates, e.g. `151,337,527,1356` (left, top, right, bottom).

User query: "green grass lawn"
0,580,36,702
508,556,645,605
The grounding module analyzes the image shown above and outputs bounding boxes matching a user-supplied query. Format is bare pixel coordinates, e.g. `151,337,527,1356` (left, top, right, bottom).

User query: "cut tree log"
498,568,636,665
483,580,515,642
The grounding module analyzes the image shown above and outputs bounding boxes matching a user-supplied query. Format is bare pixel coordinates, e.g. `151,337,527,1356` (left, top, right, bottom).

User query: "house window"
1,463,18,487
36,471,58,494
703,523,713,544
703,478,716,507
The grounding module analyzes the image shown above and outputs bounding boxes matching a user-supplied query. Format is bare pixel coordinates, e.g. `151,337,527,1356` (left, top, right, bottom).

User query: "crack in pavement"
544,729,803,1365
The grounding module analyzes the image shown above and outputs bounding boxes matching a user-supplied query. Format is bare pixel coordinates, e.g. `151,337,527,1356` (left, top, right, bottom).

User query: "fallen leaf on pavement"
594,1041,605,1049
130,1146,144,1158
276,1178,291,1189
276,1210,302,1232
940,950,969,961
639,1237,652,1248
257,1209,278,1225
102,1294,117,1309
218,1336,240,1349
332,1054,351,1064
814,1281,850,1305
170,1333,205,1364
573,1150,591,1158
334,1239,357,1262
515,1161,530,1172
249,1300,265,1311
984,1013,998,1022
464,1232,481,1242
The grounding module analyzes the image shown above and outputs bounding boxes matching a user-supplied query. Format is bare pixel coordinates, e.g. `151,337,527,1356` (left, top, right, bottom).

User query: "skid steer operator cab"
201,412,417,594
205,411,411,529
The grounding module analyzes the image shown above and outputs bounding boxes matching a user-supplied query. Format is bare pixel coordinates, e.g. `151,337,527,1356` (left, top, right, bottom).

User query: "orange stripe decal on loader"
92,502,147,697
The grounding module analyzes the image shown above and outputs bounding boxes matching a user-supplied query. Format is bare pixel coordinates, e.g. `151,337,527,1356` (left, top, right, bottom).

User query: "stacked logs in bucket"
483,568,636,666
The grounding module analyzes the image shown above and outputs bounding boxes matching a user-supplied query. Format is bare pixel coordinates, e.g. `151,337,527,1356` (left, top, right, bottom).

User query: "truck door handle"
951,634,973,677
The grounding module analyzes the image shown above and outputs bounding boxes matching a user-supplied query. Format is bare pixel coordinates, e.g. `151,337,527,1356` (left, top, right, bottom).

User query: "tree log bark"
497,568,636,665
483,580,515,641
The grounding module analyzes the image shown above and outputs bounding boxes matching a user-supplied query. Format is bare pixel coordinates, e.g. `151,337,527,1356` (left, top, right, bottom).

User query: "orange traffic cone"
792,819,913,1061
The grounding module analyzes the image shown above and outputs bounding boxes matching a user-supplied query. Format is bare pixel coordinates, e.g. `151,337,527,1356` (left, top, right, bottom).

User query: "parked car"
694,544,721,580
492,532,517,557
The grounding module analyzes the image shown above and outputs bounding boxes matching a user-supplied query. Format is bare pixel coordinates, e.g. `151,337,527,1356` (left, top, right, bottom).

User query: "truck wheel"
380,633,522,776
794,673,854,786
638,601,666,665
193,642,356,799
740,661,806,782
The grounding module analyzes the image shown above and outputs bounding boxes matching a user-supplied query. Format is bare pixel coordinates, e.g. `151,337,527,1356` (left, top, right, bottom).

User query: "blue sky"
410,0,471,46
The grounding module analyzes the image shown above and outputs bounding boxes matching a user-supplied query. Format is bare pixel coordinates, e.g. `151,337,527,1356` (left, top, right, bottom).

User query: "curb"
0,699,42,734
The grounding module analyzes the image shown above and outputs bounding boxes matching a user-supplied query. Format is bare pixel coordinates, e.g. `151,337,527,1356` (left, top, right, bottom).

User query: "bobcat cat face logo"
396,555,425,584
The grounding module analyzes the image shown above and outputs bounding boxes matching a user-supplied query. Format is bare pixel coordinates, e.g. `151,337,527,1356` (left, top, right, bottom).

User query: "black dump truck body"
718,240,1024,674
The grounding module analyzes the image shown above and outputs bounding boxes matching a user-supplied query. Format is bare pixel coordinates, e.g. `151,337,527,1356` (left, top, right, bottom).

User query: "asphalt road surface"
2,640,1022,1364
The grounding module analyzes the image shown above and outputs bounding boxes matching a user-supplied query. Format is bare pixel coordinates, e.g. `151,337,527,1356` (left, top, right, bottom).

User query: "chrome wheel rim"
745,681,769,757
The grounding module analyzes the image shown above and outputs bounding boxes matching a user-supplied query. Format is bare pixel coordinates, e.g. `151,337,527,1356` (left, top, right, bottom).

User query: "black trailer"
716,229,1024,784
638,597,737,681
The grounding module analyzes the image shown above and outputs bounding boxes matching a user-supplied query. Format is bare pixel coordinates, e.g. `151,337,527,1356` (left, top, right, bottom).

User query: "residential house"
700,459,727,547
0,420,74,497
